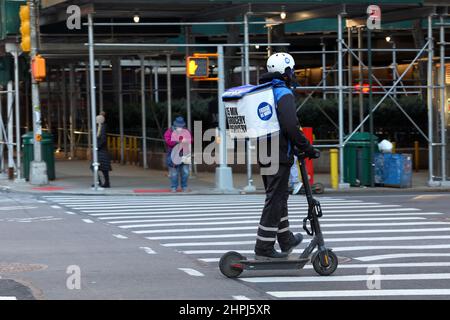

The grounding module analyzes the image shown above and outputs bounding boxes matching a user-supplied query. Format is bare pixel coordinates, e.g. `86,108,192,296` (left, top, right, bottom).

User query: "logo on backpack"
257,102,273,121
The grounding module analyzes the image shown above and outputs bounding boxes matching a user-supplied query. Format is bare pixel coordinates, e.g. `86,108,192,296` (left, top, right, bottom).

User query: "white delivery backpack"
222,82,280,139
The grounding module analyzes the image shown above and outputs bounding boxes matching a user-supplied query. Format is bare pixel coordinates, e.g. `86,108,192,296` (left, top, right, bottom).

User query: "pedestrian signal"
32,55,46,82
186,57,209,78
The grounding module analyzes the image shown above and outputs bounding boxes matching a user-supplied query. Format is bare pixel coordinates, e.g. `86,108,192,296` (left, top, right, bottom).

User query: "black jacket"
257,72,314,167
97,124,112,171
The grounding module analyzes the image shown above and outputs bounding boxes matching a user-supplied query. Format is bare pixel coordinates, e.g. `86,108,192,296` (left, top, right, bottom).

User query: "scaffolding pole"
243,12,255,193
69,63,75,159
439,16,449,186
338,13,349,189
347,27,353,133
167,54,172,130
216,45,234,192
427,15,437,186
99,60,104,113
321,40,327,100
88,13,100,190
61,67,68,158
140,55,148,169
13,48,22,181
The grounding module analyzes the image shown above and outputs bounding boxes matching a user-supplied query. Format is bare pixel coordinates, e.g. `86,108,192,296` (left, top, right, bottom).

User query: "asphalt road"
1,191,450,300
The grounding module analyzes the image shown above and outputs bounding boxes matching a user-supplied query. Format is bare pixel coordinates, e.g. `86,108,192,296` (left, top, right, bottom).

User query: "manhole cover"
0,263,47,274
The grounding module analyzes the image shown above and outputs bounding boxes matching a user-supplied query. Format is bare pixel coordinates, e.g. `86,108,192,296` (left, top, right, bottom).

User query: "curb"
1,183,449,197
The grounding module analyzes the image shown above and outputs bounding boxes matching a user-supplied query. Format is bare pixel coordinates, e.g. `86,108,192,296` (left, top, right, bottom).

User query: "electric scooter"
219,153,338,278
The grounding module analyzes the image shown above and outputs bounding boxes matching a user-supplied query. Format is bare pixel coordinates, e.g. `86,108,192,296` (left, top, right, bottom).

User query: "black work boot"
280,233,304,254
254,248,288,260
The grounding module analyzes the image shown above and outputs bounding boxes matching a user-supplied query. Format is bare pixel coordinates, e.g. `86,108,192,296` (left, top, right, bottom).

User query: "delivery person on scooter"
255,52,320,260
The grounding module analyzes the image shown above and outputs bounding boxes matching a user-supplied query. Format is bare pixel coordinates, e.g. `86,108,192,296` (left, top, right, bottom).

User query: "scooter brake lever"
303,217,314,236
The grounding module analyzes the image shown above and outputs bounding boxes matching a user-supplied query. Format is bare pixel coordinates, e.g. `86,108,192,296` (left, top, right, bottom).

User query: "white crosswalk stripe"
43,194,450,300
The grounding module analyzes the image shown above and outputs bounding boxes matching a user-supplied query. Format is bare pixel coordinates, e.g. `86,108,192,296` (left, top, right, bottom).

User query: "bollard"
414,141,420,172
392,142,396,154
111,137,115,162
125,137,130,164
114,137,119,162
330,148,339,189
133,137,138,165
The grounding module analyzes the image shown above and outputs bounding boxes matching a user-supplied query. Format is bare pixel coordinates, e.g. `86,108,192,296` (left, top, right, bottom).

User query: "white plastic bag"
378,139,393,153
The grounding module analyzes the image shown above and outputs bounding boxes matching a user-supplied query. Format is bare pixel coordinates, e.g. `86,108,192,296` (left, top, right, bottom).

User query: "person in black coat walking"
96,113,112,188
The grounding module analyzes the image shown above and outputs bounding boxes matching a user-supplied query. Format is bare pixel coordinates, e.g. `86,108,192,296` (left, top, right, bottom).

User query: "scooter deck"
235,257,310,271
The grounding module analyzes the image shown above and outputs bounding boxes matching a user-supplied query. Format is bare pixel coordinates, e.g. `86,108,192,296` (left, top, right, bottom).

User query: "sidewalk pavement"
0,159,449,195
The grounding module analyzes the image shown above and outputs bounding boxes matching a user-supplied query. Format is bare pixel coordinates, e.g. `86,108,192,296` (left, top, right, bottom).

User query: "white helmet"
267,52,295,75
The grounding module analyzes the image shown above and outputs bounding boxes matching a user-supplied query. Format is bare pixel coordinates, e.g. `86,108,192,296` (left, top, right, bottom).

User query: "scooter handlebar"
295,148,321,160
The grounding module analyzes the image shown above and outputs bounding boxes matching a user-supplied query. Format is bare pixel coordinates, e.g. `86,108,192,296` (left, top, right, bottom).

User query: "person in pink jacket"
164,116,192,192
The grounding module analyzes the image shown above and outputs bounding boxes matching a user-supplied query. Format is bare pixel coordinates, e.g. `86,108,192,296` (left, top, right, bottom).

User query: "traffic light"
354,83,370,94
19,4,31,53
186,57,209,78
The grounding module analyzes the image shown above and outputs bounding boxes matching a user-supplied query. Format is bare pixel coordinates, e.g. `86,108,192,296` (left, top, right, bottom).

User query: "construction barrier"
107,135,139,165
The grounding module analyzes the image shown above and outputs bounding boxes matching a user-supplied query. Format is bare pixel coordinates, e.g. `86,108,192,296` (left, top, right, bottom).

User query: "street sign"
367,5,381,30
186,56,209,78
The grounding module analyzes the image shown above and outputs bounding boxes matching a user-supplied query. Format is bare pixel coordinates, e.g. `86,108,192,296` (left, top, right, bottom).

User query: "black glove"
305,147,321,159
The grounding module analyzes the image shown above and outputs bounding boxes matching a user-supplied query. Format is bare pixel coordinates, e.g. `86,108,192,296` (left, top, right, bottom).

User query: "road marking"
66,211,76,215
69,200,371,207
355,253,450,262
132,222,450,234
0,297,17,300
178,268,204,277
96,211,444,220
71,203,385,210
182,244,450,255
107,216,425,225
82,219,94,224
42,196,351,203
122,219,437,230
240,273,450,283
146,227,450,240
113,234,128,239
37,200,47,203
233,296,251,300
0,206,37,211
201,258,450,266
82,207,420,215
268,289,450,298
51,205,61,209
161,235,450,247
139,247,156,255
90,209,423,217
413,195,449,200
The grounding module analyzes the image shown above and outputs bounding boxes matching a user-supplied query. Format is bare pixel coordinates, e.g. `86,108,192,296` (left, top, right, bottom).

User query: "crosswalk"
42,194,450,299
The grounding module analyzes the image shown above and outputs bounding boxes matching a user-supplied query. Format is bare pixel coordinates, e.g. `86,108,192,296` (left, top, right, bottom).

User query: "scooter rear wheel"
313,250,338,276
219,251,244,278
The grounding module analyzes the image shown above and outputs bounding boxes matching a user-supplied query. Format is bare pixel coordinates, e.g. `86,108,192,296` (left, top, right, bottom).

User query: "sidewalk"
0,159,449,195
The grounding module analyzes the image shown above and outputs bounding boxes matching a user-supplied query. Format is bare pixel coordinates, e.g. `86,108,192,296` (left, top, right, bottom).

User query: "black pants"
99,170,110,187
255,164,295,252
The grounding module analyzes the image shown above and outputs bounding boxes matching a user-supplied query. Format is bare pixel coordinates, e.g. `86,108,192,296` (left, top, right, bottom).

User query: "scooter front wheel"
312,250,338,276
219,251,244,278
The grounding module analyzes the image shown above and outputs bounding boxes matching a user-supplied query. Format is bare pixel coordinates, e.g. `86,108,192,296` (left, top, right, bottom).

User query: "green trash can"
343,132,378,187
22,132,56,181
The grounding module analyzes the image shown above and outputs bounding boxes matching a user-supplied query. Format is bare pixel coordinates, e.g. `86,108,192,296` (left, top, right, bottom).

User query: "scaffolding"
288,9,450,188
2,3,449,190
